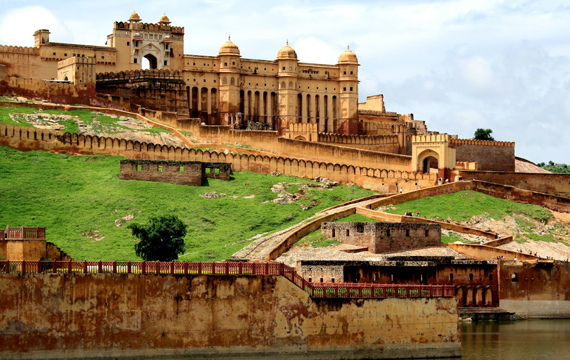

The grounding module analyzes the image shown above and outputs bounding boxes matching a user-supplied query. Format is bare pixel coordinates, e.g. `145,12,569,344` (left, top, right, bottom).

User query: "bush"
129,215,187,261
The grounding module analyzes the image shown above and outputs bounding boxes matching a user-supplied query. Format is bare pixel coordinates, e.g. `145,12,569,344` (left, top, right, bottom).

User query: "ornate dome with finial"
218,37,241,56
159,14,171,24
129,11,141,22
276,42,297,60
338,46,359,65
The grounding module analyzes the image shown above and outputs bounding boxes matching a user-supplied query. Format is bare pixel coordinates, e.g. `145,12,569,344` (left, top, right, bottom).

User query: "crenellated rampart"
0,121,437,192
451,138,515,172
0,45,37,55
1,76,95,105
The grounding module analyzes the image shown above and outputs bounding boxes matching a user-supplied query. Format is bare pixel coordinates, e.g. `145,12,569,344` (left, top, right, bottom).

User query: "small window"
127,41,130,46
53,52,56,55
343,87,346,91
449,273,453,281
102,56,105,59
164,44,168,50
489,274,493,281
331,278,335,283
406,229,410,237
346,229,349,236
289,66,292,70
308,278,312,282
232,61,235,65
137,165,142,171
350,87,353,91
205,168,211,174
343,71,346,75
179,166,184,173
164,60,168,66
425,229,429,237
469,273,474,281
135,42,138,47
387,229,391,236
356,223,364,233
134,58,137,64
320,278,323,283
64,53,67,57
374,273,378,282
350,71,353,75
332,229,335,238
158,166,163,172
214,168,220,175
511,273,518,282
282,66,285,70
224,62,228,66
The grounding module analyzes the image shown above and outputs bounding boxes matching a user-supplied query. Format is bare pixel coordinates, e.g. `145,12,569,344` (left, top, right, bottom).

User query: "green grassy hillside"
0,146,374,261
384,190,552,223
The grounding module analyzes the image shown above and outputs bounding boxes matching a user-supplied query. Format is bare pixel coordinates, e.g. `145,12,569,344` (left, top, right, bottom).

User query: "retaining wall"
0,272,461,359
459,170,570,195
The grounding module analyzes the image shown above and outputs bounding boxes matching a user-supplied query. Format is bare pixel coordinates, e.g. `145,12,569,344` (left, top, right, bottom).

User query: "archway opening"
142,54,158,70
422,156,439,173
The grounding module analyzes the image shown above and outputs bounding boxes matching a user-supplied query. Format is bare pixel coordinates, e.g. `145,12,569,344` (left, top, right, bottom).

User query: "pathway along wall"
0,273,461,359
0,123,437,192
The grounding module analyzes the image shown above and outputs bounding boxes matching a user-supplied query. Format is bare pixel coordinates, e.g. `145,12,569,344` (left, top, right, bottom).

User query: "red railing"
0,260,454,299
5,226,46,240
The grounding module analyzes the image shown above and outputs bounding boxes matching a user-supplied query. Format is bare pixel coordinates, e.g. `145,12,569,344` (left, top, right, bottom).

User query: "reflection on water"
459,320,570,360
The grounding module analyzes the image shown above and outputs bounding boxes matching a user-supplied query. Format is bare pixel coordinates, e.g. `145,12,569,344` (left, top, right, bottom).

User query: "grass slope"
384,190,552,223
0,106,170,135
0,146,374,261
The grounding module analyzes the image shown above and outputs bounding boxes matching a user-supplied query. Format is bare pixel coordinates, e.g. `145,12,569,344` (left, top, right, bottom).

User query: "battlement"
97,69,183,82
318,132,399,146
0,45,37,55
450,138,515,147
412,134,451,143
114,21,184,35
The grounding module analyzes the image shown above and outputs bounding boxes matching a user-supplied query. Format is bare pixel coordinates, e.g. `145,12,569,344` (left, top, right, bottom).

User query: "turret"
337,46,360,133
218,37,242,124
276,42,299,131
33,29,50,48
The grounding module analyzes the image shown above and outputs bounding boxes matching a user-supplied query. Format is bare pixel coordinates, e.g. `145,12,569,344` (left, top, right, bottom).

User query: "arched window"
289,81,293,89
222,77,227,85
230,77,235,85
281,81,286,89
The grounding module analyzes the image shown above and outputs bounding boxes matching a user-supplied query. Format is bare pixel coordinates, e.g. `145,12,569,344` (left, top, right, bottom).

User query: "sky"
1,0,569,164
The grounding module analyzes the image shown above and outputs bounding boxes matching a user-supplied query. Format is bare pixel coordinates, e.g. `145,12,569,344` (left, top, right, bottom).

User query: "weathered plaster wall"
459,170,570,195
0,273,461,359
120,160,203,186
499,261,570,318
321,222,441,254
5,240,46,261
452,139,515,172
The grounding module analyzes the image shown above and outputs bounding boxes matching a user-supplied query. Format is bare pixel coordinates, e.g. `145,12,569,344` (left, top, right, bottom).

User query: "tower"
276,42,299,134
337,47,360,134
33,29,50,47
218,37,242,126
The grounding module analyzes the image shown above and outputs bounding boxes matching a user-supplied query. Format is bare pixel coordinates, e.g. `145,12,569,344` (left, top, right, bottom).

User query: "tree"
474,128,495,141
128,215,187,261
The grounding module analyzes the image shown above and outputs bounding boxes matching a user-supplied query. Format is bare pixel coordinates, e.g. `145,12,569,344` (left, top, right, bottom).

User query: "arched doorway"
142,54,158,70
417,149,440,174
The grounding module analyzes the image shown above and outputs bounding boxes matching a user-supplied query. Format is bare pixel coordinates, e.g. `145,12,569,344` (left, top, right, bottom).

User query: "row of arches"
456,286,495,307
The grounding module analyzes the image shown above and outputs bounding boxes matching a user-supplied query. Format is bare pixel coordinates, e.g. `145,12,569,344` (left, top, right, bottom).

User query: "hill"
0,146,374,261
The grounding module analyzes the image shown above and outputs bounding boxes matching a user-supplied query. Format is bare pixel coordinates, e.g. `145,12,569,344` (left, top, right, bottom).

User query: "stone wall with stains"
499,261,570,318
0,273,461,359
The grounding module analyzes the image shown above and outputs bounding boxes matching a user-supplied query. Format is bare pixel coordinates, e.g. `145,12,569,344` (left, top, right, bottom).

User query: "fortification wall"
499,261,570,318
321,222,441,254
317,133,400,153
459,170,570,195
0,76,95,105
0,273,461,359
0,45,56,79
451,139,515,172
120,159,203,186
169,118,413,172
0,121,437,192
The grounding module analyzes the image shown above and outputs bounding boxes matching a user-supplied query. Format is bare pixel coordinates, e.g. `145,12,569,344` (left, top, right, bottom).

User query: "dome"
276,42,297,60
338,47,359,65
129,11,141,22
159,14,171,24
218,38,240,56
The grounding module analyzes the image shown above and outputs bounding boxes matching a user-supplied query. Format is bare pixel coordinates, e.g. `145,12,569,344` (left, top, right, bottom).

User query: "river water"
457,320,570,360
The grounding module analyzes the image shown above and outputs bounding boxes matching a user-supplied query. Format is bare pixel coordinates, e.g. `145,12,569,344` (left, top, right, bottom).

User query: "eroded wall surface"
0,273,461,359
499,262,570,318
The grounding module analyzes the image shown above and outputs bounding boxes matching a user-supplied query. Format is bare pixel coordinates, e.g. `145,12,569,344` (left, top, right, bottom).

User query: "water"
459,320,570,360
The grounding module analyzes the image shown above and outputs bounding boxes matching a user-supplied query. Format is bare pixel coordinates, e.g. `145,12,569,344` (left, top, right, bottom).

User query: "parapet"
97,69,183,82
412,134,451,143
450,138,515,147
115,21,185,35
0,45,37,55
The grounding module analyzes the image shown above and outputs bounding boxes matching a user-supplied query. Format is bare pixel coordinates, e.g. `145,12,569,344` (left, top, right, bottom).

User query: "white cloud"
0,6,72,46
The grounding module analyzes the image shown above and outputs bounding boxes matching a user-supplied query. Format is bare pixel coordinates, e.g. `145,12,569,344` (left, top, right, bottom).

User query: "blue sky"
1,0,570,163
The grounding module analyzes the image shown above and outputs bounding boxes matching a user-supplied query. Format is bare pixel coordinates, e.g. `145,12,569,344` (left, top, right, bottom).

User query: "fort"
1,10,570,360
